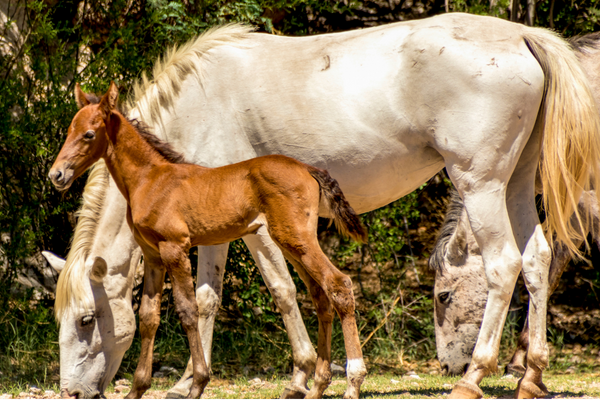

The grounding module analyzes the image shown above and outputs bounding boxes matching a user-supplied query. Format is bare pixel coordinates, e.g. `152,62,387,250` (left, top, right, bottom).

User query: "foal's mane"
428,190,465,273
129,118,187,164
55,24,252,319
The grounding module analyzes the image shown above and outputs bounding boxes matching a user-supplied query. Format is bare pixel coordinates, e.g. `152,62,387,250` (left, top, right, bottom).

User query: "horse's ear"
42,250,66,273
99,81,119,117
89,256,108,283
74,83,90,109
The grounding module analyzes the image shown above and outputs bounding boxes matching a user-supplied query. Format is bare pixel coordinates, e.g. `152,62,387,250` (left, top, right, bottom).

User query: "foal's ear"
99,81,119,117
74,83,90,109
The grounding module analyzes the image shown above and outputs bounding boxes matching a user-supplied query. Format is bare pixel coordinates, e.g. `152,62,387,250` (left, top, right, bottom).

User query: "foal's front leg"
127,252,166,399
159,241,210,399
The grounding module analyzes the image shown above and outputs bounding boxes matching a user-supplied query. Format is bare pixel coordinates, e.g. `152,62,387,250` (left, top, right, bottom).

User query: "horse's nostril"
440,364,449,376
49,170,63,183
463,363,470,374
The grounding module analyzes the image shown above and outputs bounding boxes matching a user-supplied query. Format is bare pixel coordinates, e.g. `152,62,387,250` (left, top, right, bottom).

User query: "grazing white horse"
50,13,600,399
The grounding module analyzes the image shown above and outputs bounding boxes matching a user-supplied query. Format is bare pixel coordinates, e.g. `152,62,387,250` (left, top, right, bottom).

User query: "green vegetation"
2,0,600,394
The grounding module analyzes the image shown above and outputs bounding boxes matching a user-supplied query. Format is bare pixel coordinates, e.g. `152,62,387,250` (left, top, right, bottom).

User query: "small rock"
442,383,453,389
252,307,263,316
116,379,131,386
159,366,178,376
330,363,345,376
29,387,41,395
114,385,130,393
403,373,421,380
566,366,577,374
18,393,28,398
0,394,13,399
502,374,515,379
44,390,55,396
390,379,400,384
249,377,263,386
153,371,165,378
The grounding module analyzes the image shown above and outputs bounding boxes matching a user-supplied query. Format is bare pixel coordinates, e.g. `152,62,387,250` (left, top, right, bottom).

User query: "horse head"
49,83,118,191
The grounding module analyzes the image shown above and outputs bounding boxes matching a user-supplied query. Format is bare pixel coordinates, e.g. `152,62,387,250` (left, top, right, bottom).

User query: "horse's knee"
329,274,355,315
174,298,200,329
522,240,552,295
486,251,522,300
139,309,161,334
269,282,298,314
196,283,221,319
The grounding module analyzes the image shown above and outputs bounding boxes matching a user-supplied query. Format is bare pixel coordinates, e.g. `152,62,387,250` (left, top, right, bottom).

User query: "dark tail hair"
308,167,368,243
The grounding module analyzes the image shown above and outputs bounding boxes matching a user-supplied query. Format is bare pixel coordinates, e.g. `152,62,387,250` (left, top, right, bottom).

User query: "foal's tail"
308,168,368,243
523,27,600,257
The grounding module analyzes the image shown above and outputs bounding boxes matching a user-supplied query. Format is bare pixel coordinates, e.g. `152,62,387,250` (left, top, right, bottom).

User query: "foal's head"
49,82,119,191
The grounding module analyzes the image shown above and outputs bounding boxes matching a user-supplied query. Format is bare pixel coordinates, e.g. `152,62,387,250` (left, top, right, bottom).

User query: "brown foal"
49,82,368,399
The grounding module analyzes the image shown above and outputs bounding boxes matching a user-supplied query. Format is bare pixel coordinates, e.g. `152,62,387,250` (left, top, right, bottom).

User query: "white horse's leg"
166,244,229,399
502,142,552,398
243,228,317,399
447,104,550,398
447,184,524,399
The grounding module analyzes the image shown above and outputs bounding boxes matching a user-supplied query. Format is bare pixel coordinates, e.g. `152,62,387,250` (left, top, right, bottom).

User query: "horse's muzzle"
49,166,75,191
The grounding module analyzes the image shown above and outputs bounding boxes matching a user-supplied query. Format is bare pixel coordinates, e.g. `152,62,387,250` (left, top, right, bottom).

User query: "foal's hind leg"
159,241,210,399
277,240,366,399
284,256,335,399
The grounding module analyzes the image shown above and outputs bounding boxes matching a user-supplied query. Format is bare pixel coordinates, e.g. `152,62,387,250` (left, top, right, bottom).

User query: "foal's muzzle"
49,166,75,191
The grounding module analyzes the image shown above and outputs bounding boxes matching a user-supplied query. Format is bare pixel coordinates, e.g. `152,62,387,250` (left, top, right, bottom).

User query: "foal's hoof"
449,381,483,399
515,379,549,399
280,385,307,399
505,363,527,378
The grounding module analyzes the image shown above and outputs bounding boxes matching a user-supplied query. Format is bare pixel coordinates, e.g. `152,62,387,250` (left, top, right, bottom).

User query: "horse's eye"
81,314,94,326
84,130,95,140
437,291,452,304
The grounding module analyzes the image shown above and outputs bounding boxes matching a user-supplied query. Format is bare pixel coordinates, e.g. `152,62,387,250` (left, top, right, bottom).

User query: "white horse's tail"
523,28,600,257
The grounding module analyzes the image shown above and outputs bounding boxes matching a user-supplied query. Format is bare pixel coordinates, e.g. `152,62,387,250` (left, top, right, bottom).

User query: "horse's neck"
104,113,167,203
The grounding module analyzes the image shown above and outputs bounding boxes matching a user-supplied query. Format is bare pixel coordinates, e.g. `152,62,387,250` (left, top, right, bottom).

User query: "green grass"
102,371,600,399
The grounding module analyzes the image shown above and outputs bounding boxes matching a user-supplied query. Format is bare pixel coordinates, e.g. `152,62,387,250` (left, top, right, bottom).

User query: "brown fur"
49,82,367,399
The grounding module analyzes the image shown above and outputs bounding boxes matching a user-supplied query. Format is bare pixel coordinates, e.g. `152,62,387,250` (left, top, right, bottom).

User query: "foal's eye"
437,291,452,304
81,314,94,327
84,130,95,140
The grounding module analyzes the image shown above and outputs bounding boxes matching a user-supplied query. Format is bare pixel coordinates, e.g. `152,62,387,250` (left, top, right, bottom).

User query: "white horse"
49,13,600,399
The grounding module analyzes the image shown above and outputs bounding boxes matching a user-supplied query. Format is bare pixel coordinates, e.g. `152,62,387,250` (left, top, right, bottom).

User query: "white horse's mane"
125,23,254,126
55,160,109,320
54,24,254,320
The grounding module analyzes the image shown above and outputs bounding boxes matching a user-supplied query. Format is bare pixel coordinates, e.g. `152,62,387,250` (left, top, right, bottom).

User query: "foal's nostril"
49,169,63,183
